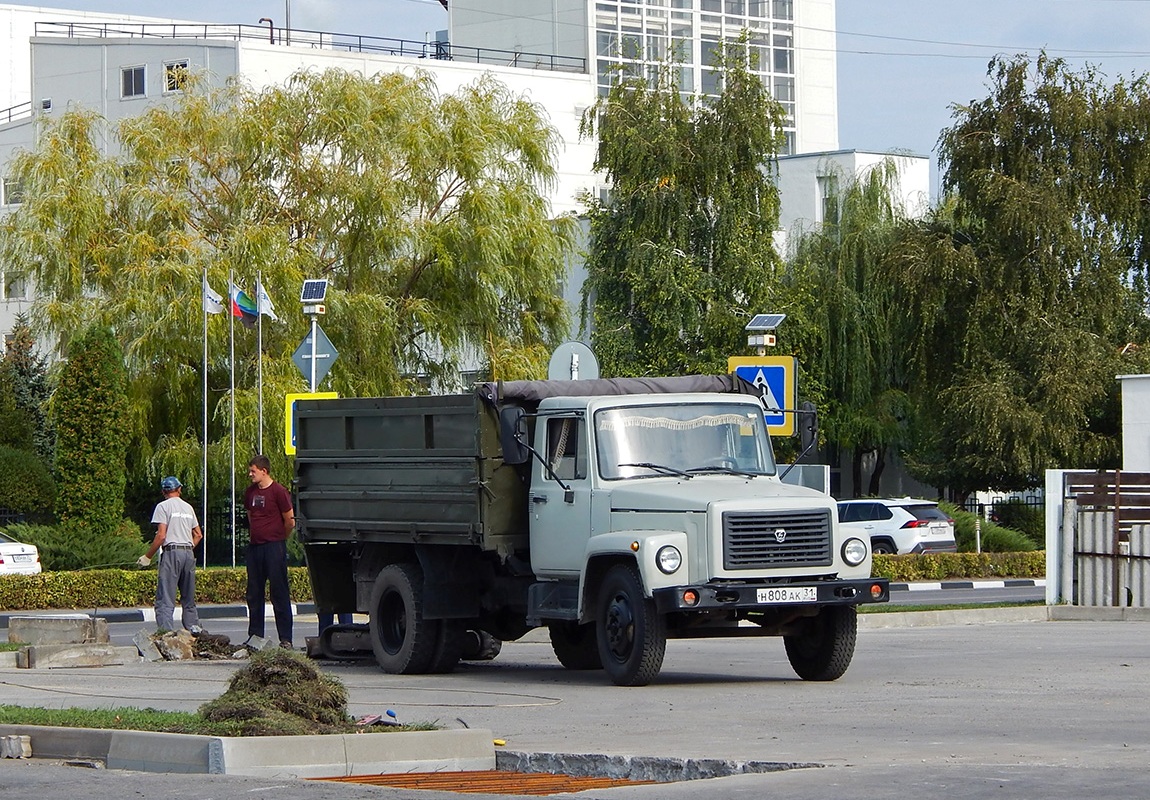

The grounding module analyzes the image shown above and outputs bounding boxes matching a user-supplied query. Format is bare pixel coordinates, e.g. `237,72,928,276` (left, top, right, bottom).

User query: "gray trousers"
155,548,199,631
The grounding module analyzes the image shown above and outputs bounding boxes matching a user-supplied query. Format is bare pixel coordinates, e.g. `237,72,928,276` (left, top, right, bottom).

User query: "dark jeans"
245,539,292,643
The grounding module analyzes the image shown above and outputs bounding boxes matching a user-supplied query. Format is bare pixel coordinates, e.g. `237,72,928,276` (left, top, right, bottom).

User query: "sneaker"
189,625,204,636
279,640,294,650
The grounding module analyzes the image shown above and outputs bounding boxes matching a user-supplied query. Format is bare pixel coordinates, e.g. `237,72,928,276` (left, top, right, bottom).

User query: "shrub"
871,551,1045,581
6,522,145,571
0,446,55,513
941,502,1037,552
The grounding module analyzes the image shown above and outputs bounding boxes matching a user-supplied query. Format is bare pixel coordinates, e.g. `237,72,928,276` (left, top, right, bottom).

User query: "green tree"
580,39,787,376
1,313,53,464
0,69,575,498
900,54,1150,496
786,161,912,496
51,325,129,532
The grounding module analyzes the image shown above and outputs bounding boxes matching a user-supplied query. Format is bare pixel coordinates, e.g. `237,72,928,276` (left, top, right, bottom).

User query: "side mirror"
499,406,530,465
798,401,818,453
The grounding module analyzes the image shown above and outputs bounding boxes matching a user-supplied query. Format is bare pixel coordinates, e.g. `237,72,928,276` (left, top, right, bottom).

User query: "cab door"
529,415,592,578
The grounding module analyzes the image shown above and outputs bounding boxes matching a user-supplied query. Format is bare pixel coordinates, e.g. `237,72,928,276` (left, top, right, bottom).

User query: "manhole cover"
319,770,656,795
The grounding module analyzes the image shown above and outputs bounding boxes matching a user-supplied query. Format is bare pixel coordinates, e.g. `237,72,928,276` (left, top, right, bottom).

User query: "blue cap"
161,476,182,492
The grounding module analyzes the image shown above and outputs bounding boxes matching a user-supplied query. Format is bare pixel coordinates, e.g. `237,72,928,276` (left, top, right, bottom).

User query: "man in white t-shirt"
138,476,204,634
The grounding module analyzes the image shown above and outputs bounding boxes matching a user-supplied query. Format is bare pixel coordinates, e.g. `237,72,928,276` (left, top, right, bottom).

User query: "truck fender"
578,530,689,618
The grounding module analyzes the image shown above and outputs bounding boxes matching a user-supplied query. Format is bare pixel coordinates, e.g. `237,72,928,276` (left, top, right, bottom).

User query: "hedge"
0,554,1047,611
0,567,314,612
871,551,1046,582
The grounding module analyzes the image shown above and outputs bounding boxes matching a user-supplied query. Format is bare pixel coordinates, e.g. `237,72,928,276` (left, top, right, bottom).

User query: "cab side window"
546,417,586,480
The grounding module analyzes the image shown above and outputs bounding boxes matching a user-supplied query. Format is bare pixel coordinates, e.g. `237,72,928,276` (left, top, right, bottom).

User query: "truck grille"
722,510,832,570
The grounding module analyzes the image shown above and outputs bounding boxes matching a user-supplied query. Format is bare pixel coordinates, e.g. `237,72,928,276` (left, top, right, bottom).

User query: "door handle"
531,495,548,504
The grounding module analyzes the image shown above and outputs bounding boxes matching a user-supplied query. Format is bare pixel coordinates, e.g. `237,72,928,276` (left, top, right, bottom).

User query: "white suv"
837,498,957,556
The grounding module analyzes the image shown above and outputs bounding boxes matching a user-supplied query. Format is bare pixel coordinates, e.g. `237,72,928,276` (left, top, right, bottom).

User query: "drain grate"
318,770,656,795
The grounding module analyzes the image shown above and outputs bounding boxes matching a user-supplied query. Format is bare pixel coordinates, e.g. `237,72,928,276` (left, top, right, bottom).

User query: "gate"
1063,471,1150,607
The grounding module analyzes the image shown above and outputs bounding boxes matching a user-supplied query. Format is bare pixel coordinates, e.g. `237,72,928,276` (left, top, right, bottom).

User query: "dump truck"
294,375,888,686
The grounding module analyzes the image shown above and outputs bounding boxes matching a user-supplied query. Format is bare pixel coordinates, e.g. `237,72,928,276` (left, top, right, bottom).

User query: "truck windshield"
595,403,776,480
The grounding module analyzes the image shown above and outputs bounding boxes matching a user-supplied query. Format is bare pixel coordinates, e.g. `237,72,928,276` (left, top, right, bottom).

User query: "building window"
1,177,24,206
164,60,190,93
2,271,27,301
121,65,146,98
818,174,840,226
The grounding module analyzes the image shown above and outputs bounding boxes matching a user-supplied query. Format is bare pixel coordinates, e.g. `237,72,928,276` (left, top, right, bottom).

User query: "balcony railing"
0,101,32,127
33,22,587,74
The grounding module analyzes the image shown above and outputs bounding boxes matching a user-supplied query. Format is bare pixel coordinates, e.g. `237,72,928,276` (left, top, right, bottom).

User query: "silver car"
837,498,957,555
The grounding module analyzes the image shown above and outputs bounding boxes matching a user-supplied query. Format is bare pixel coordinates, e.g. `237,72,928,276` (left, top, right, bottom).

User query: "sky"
7,0,1150,194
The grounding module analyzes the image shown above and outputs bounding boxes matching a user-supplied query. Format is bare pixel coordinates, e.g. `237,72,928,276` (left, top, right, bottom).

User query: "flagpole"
202,270,209,570
229,270,237,569
257,271,264,454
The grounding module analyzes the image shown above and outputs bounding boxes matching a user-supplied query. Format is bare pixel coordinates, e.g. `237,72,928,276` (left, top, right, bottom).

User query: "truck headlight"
656,545,682,574
842,538,867,566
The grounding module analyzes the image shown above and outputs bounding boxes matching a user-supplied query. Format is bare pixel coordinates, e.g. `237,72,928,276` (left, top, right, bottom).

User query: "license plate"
756,586,817,604
13,554,32,563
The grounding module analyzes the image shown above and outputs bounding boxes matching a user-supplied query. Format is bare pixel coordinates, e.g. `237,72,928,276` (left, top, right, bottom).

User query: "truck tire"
548,621,602,670
369,563,440,674
595,564,666,686
783,605,857,681
461,629,503,661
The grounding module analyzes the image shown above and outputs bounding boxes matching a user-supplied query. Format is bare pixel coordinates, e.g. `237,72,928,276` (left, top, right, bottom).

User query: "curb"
0,603,321,630
888,578,1046,592
0,724,495,777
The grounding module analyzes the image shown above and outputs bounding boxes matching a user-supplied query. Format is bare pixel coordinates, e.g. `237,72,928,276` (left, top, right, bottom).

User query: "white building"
0,2,926,354
448,0,839,155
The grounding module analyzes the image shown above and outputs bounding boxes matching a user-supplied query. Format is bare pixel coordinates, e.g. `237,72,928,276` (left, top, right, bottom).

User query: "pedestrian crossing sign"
727,356,797,436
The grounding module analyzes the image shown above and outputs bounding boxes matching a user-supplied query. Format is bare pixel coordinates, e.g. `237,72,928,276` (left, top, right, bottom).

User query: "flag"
230,282,258,328
203,279,225,315
255,279,278,321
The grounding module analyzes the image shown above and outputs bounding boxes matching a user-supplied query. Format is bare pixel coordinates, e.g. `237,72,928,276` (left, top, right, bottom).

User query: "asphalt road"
2,605,1148,799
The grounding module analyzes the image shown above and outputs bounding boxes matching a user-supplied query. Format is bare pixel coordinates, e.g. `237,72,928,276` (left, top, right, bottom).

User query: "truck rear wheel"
548,621,602,670
783,605,857,681
369,563,440,674
595,564,666,686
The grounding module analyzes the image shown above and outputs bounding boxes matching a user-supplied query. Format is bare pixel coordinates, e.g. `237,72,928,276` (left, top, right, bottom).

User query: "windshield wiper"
686,465,763,478
618,462,693,478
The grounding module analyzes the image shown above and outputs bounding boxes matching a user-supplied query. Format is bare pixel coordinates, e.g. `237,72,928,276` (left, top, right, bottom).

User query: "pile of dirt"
198,648,355,735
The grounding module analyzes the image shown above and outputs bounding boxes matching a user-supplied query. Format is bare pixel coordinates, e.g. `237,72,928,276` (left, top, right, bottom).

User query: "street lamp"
745,313,785,355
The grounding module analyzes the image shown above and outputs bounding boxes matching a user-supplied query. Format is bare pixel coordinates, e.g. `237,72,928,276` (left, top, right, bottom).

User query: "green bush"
0,566,314,611
993,499,1045,547
0,446,55,513
5,522,145,572
941,502,1037,552
872,551,1045,581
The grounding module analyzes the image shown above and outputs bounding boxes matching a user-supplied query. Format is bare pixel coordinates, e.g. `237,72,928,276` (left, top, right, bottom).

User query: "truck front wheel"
783,605,857,681
369,563,440,674
595,564,666,686
548,621,602,670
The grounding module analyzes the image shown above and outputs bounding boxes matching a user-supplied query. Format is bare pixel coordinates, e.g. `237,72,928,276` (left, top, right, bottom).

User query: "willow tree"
786,161,912,496
580,39,788,376
898,54,1150,495
0,69,575,496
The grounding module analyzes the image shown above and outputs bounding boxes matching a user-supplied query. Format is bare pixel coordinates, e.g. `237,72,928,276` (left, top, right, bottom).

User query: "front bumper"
653,577,889,613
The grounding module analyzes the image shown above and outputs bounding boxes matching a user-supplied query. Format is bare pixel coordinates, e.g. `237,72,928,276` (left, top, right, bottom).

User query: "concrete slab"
18,644,141,669
8,615,109,645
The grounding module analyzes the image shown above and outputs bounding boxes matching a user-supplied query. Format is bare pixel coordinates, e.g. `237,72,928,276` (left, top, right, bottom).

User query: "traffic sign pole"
309,316,318,392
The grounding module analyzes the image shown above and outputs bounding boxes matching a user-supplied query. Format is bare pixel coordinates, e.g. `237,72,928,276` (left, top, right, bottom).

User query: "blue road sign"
728,356,797,436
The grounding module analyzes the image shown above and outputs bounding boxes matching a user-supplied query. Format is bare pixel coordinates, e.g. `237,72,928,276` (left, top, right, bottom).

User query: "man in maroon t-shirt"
243,454,295,648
